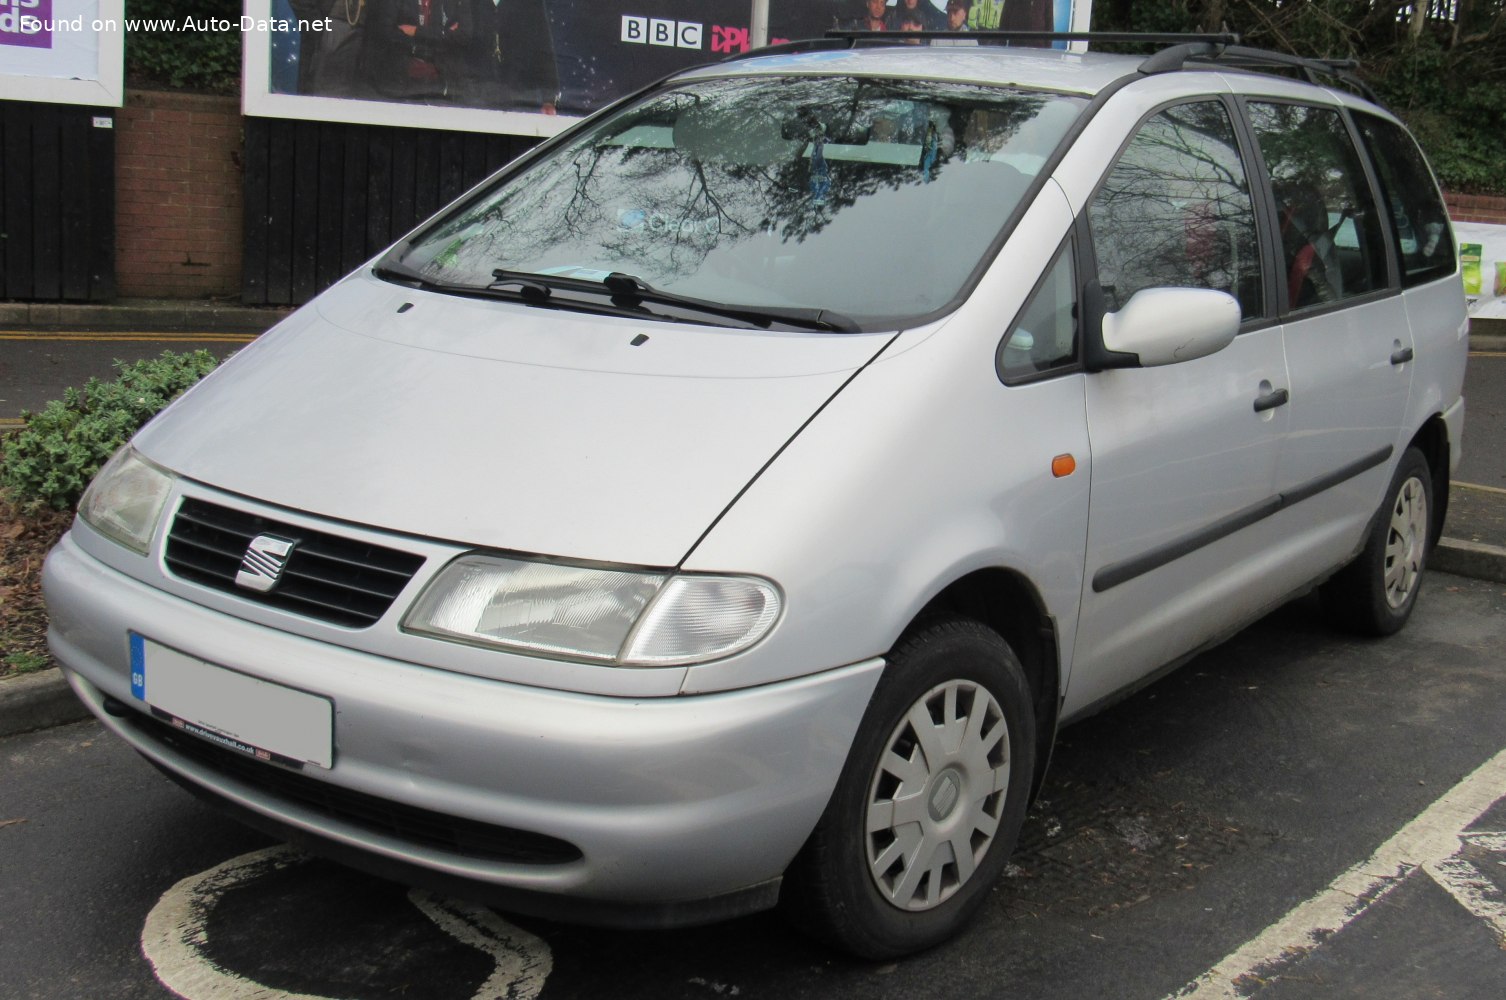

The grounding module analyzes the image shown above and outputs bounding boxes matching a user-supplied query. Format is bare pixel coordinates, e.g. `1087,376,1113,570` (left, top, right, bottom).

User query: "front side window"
1247,102,1389,310
999,241,1076,381
389,76,1086,328
1089,100,1264,319
1354,113,1455,288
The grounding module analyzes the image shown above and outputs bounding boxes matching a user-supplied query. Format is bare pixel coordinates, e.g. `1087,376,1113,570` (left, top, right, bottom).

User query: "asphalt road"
0,333,251,424
1458,348,1505,488
4,573,1505,999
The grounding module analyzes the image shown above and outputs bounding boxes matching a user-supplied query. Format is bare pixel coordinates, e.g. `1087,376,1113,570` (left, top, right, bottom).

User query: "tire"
1321,446,1433,636
781,617,1036,959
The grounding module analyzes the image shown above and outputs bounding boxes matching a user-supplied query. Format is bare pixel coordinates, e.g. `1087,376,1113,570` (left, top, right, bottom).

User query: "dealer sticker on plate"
129,633,333,769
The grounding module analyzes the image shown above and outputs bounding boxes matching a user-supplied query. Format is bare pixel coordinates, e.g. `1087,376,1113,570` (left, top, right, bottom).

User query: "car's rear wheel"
1322,446,1433,636
781,617,1035,959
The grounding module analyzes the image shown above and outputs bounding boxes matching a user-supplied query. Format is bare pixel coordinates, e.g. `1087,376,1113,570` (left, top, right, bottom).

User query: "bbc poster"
245,0,1085,136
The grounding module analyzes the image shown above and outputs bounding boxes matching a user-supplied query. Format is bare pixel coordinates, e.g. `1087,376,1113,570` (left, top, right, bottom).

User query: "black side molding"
1091,445,1393,593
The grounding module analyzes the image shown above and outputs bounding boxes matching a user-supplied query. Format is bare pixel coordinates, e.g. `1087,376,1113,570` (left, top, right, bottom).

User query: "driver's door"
1064,98,1292,717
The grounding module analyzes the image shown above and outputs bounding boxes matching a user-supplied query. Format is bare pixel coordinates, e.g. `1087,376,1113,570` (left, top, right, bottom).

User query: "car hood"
134,272,895,567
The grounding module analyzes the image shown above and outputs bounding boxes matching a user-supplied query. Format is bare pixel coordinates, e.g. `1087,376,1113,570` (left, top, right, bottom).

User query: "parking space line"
1455,481,1506,495
1168,746,1506,999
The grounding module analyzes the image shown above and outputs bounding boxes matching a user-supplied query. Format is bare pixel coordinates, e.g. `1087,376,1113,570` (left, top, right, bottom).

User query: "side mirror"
1100,288,1240,367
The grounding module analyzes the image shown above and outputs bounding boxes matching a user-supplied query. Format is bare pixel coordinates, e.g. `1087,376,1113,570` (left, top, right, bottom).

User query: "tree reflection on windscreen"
399,76,1086,325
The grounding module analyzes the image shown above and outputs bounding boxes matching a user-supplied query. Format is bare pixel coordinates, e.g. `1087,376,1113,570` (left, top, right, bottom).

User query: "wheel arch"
914,567,1061,800
1406,414,1450,546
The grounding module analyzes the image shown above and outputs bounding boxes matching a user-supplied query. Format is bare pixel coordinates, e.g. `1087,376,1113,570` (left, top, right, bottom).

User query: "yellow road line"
1469,351,1506,357
0,331,256,342
1455,480,1506,496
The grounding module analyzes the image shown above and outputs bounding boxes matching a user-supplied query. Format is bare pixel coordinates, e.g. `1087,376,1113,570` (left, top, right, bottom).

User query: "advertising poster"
245,0,1087,136
0,0,123,106
1451,222,1506,319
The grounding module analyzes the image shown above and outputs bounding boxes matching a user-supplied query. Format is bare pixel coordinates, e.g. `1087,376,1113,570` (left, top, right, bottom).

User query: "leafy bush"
0,351,220,511
125,0,241,93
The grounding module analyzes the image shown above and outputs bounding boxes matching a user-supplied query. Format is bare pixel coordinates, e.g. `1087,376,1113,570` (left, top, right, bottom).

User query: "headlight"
403,554,780,666
77,447,175,555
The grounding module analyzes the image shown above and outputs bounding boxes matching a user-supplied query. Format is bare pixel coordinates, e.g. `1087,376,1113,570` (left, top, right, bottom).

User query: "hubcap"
865,679,1010,912
1383,475,1428,610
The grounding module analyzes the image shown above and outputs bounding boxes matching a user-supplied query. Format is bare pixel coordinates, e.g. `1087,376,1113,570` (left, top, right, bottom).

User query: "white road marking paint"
409,890,553,1000
141,845,553,1000
142,846,326,1000
1454,480,1506,496
1425,833,1506,946
1169,746,1506,998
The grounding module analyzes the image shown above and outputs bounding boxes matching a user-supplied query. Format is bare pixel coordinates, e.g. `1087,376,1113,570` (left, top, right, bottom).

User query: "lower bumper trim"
150,755,783,929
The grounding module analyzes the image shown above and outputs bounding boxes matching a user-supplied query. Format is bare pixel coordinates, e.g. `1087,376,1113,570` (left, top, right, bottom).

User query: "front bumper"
43,531,884,925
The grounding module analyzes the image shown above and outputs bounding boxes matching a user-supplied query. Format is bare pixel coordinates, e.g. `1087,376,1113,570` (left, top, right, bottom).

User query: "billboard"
0,0,124,106
245,0,1087,136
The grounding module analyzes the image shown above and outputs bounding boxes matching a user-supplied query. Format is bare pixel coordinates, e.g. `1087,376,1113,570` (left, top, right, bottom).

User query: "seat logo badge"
235,535,295,593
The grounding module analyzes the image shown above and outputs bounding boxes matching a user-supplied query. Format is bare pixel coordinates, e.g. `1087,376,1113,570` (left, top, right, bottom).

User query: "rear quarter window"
1354,114,1456,288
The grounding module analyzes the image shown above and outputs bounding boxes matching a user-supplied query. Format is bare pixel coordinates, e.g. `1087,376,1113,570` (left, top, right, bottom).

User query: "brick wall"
115,90,243,299
1444,192,1506,226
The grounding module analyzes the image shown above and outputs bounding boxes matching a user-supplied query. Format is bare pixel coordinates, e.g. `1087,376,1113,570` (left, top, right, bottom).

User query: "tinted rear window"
1354,114,1456,289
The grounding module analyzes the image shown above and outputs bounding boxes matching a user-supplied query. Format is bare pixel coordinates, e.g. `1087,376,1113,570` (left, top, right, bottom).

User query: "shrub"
0,351,220,511
125,0,241,93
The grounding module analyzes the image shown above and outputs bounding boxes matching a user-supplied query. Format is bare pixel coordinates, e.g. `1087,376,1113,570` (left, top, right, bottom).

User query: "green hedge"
0,351,220,511
125,0,241,93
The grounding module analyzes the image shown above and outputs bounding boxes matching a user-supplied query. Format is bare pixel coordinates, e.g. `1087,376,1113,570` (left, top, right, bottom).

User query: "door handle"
1391,346,1415,365
1253,387,1290,413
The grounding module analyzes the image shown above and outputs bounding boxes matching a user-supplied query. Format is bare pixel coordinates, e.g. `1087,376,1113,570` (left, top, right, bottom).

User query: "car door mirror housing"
1100,288,1241,367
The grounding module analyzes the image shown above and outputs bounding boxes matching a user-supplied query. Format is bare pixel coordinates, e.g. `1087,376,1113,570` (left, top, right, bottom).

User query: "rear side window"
1247,102,1389,311
1089,100,1264,320
1354,114,1456,288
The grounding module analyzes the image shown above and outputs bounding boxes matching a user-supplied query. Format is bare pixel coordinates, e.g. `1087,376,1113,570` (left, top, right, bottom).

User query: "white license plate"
129,634,333,769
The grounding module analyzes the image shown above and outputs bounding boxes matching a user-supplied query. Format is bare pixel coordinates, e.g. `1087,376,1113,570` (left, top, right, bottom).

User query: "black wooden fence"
0,101,116,302
241,118,541,305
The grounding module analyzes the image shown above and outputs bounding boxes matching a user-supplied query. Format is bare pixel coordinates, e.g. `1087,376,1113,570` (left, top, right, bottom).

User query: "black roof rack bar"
718,31,1380,109
1147,43,1382,106
824,30,1241,46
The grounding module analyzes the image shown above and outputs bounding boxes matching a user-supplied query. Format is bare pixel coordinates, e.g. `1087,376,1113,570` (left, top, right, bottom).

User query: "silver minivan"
44,37,1467,957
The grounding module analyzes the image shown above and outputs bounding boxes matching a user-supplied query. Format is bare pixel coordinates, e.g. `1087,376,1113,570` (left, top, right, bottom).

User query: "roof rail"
717,31,1382,109
822,30,1241,47
717,36,853,64
1139,42,1382,107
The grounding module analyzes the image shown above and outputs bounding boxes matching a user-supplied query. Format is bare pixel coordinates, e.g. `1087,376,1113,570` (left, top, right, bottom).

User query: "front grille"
126,709,582,865
164,497,426,628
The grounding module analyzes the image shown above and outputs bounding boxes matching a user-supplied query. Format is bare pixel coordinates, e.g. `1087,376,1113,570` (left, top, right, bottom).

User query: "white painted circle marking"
141,846,552,1000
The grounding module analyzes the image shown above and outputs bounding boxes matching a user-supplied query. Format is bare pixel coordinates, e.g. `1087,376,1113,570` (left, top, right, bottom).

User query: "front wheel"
781,618,1036,959
1322,446,1433,636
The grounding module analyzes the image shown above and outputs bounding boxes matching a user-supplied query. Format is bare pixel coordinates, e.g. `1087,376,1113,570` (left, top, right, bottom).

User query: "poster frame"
0,0,125,108
240,0,578,137
242,0,1091,137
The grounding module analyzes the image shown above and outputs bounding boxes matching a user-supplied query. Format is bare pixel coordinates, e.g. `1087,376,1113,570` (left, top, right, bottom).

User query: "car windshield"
389,75,1086,328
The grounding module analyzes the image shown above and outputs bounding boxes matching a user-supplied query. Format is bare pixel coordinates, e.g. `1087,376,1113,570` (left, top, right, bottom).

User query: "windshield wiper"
601,272,861,333
376,263,861,332
375,263,560,308
490,269,552,301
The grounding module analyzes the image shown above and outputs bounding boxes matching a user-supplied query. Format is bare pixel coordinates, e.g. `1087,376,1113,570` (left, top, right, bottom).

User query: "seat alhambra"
45,36,1466,957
